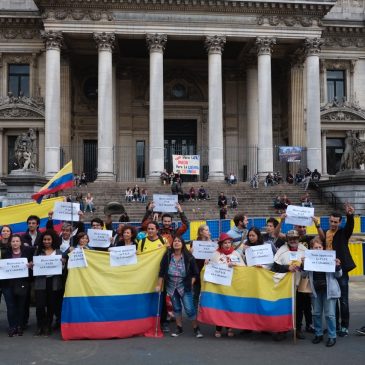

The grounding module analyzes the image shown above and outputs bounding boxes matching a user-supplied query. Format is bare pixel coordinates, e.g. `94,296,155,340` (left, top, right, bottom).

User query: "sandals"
214,331,222,338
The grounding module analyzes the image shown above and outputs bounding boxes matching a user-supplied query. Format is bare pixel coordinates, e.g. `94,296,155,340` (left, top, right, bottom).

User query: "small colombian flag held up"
32,160,73,203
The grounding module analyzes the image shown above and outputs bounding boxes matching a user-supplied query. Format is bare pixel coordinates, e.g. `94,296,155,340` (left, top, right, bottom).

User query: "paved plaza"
0,279,364,365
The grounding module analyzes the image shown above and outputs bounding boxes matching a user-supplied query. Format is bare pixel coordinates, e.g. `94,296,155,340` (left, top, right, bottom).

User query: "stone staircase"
69,181,337,222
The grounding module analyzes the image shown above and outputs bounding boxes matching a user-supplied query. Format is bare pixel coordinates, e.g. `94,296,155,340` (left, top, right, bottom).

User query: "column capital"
256,37,276,56
321,129,327,136
41,31,63,50
93,32,115,51
146,33,167,53
304,38,323,56
205,35,226,54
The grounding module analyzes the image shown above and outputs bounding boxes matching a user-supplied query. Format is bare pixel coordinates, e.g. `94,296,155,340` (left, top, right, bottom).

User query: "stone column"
41,31,62,178
94,32,115,181
146,33,167,180
0,128,3,176
205,35,226,180
246,58,259,178
304,38,323,172
256,37,276,175
321,130,327,175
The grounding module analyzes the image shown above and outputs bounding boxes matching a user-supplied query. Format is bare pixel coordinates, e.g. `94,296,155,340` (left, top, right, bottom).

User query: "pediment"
321,107,365,121
0,96,45,119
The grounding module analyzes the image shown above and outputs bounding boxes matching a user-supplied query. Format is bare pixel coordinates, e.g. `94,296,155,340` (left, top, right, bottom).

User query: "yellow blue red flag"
198,267,294,332
0,197,64,234
61,248,166,340
32,160,73,203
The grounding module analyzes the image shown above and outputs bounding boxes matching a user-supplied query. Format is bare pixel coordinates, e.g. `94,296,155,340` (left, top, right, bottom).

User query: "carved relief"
205,35,226,54
304,38,323,56
256,37,276,56
41,31,63,50
93,32,115,51
55,10,68,20
71,10,85,20
324,36,365,48
146,33,167,52
321,98,365,121
0,94,45,119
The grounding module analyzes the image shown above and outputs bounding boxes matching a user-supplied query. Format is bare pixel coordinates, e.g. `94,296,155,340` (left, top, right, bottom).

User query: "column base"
208,172,225,181
95,172,115,182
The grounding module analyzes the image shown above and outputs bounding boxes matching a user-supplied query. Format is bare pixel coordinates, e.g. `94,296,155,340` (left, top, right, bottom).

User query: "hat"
286,230,299,239
218,233,232,244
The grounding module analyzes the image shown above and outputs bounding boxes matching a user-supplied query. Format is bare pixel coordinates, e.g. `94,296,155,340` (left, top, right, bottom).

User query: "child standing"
303,237,342,347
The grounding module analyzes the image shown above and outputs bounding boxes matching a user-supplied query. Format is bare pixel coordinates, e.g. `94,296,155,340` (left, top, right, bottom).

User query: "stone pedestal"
318,170,365,215
2,170,48,206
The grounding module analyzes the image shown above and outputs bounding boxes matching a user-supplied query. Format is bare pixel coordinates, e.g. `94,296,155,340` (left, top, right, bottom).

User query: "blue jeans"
170,290,196,320
2,286,28,329
336,271,349,329
312,290,337,339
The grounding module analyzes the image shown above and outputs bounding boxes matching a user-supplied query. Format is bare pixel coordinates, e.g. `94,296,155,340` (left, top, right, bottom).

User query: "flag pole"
155,291,162,337
292,272,297,344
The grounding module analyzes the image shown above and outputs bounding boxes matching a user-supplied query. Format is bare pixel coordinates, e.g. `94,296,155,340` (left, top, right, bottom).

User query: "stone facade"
0,0,364,181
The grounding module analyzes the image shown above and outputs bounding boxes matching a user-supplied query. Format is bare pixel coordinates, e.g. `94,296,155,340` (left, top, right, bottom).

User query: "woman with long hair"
157,236,203,338
0,225,13,258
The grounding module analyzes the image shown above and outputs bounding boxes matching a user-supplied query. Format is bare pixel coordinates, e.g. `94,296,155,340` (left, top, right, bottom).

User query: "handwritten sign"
172,155,200,175
285,205,314,226
204,263,233,286
53,202,80,222
304,250,336,273
88,229,113,248
192,241,218,260
68,248,88,269
109,246,137,267
153,194,178,213
245,244,274,267
33,255,62,276
0,258,29,279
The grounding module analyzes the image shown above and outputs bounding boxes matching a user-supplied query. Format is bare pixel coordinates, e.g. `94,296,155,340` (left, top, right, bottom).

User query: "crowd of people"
0,198,363,344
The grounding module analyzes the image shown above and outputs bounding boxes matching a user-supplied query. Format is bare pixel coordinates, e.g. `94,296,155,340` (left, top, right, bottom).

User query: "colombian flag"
32,161,73,203
0,197,64,235
198,267,294,332
61,248,166,340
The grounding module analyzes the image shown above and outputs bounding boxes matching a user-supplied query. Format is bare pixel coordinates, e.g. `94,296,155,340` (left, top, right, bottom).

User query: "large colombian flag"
198,267,294,332
61,247,166,340
0,197,64,234
32,160,73,203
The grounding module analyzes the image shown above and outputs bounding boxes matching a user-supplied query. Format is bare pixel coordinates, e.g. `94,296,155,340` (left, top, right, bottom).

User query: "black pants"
336,271,350,329
2,287,28,329
296,291,312,330
35,278,63,329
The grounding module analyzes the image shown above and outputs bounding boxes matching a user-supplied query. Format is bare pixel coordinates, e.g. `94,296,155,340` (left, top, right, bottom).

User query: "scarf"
218,247,234,256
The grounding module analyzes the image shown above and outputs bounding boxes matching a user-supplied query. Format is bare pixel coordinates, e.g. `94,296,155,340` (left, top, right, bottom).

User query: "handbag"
298,276,312,293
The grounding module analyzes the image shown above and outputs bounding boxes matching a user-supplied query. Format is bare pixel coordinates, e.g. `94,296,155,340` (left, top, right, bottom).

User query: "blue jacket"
226,226,247,247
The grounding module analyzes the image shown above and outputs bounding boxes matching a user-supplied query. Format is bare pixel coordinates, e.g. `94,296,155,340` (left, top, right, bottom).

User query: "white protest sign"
172,155,200,175
245,244,274,267
68,248,88,269
33,255,62,276
53,202,80,222
285,205,314,226
204,263,233,286
87,229,113,248
153,194,178,213
304,250,336,273
289,252,299,262
109,246,137,267
0,258,29,279
192,241,218,260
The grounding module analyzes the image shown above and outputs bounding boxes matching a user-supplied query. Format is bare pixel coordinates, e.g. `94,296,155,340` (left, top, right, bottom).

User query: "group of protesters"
0,198,364,344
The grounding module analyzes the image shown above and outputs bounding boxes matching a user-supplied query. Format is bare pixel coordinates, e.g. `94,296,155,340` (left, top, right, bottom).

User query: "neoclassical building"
0,0,364,182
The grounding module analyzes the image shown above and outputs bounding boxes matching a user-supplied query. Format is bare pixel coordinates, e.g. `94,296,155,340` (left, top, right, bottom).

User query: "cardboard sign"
109,246,137,267
285,205,314,227
33,255,62,276
172,155,200,175
68,248,88,269
153,194,178,213
192,241,218,260
204,263,233,286
304,250,336,273
88,229,113,248
0,258,29,279
245,244,274,267
53,202,80,222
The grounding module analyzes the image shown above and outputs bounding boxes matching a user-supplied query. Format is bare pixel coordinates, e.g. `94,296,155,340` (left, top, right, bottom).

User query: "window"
136,141,145,178
327,70,345,102
8,64,30,97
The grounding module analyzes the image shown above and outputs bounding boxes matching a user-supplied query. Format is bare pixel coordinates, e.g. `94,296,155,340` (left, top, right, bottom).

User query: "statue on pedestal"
14,129,38,171
340,131,365,170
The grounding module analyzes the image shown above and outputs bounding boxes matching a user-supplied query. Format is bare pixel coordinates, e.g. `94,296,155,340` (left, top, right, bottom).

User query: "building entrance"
164,119,197,182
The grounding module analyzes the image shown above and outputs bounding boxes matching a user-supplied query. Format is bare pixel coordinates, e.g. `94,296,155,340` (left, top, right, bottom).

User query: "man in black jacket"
21,215,42,251
324,204,355,337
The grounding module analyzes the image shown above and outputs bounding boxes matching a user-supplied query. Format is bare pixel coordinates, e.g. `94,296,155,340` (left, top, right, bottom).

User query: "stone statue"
340,130,365,170
14,129,37,170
